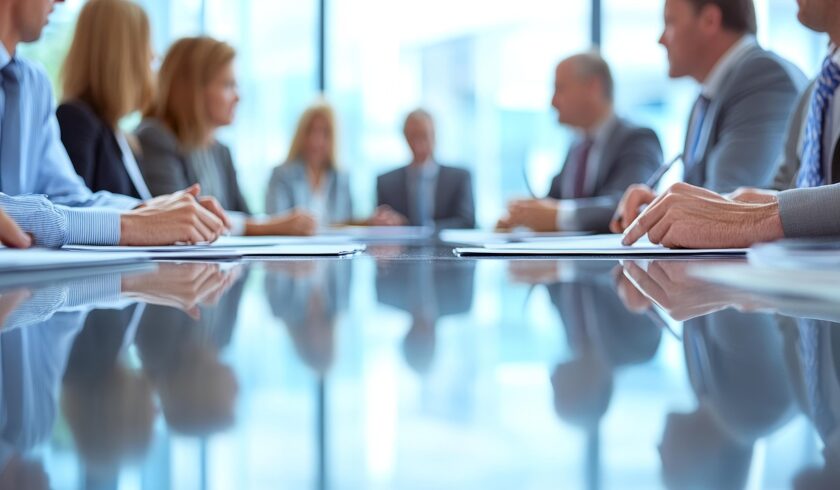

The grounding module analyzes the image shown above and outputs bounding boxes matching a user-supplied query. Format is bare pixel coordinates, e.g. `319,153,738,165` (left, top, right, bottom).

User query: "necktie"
0,60,21,192
684,94,711,172
798,55,840,188
572,137,594,199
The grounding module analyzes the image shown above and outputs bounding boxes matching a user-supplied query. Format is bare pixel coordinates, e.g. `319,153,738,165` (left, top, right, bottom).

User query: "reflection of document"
455,234,748,256
690,264,840,303
212,235,354,248
748,239,840,269
0,249,149,272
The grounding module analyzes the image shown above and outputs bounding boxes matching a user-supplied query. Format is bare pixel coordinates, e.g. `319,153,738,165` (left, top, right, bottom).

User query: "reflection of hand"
620,260,770,321
264,261,317,277
506,199,558,232
367,205,408,226
610,184,657,233
122,185,228,245
611,265,651,313
508,260,560,285
0,289,31,330
621,183,783,249
0,209,31,248
121,263,242,318
368,244,407,259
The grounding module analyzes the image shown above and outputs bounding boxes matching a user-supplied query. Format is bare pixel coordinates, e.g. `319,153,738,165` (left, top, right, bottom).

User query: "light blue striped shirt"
0,46,139,247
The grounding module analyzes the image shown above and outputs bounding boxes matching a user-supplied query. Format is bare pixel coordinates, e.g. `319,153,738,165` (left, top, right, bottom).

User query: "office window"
329,0,591,225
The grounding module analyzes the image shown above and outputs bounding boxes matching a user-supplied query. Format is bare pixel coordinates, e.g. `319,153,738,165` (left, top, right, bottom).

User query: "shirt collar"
701,35,757,99
409,158,439,179
0,44,12,70
578,113,617,146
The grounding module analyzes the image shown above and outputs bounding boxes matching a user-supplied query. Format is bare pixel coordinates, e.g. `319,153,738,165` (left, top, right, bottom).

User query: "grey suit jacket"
376,163,476,229
773,80,840,237
265,160,353,224
135,118,251,214
547,117,662,233
684,44,807,193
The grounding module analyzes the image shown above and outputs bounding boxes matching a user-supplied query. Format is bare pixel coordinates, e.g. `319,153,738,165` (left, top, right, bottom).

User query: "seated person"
265,101,353,226
370,109,476,230
137,37,316,236
0,0,229,247
614,0,840,249
499,52,662,233
56,0,154,200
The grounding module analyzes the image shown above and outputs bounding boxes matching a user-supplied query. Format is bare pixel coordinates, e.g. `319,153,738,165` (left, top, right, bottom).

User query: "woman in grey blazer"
137,37,316,236
266,103,353,226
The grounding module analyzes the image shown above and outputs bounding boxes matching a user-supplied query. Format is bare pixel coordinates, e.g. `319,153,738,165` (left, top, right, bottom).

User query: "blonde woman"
266,102,353,225
137,37,315,236
57,0,155,199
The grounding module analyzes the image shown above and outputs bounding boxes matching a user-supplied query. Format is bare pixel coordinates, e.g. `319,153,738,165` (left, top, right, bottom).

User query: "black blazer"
56,99,142,198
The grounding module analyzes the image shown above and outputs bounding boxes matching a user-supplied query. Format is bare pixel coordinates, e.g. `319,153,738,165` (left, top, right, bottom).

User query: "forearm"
0,193,120,247
778,184,840,238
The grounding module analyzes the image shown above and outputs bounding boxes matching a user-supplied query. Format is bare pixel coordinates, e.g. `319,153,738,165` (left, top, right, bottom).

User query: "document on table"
0,248,150,272
690,264,840,303
212,235,355,248
238,244,365,256
320,226,434,241
454,234,748,257
439,229,590,246
63,242,366,258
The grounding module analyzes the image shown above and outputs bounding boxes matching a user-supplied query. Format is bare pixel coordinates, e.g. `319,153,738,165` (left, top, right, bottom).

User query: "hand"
121,186,228,245
367,206,408,226
0,209,31,248
495,216,513,231
620,260,771,321
506,199,559,232
138,184,232,229
251,210,317,236
121,263,242,318
728,187,779,204
622,182,784,249
610,184,657,234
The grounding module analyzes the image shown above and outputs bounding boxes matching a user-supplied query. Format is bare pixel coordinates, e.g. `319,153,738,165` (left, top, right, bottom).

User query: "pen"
612,153,684,229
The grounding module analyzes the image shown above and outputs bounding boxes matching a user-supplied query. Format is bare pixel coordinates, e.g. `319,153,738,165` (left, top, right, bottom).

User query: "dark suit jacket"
547,117,662,233
376,163,476,229
683,44,806,193
56,99,142,198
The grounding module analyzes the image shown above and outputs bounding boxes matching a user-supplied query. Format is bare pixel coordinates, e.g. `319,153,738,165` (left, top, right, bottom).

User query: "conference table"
0,238,836,489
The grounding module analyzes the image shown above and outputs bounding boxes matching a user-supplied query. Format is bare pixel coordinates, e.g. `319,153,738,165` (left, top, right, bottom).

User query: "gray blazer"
773,81,840,237
547,117,662,233
376,163,476,229
265,160,353,224
135,118,251,214
684,44,807,193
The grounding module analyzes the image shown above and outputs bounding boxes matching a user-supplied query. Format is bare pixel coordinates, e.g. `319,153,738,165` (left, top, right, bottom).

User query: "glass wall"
21,0,829,220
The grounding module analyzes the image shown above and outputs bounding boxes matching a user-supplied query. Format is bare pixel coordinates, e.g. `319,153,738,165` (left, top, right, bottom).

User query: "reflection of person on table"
265,261,351,374
375,260,475,374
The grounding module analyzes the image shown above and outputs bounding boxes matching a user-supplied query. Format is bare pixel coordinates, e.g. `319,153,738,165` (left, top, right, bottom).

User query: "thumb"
184,184,202,197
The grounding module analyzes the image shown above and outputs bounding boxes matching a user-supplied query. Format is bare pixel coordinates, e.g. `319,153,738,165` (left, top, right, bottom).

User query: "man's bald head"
551,51,615,131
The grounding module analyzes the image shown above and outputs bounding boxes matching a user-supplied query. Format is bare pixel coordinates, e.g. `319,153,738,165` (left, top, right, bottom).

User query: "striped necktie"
798,55,840,188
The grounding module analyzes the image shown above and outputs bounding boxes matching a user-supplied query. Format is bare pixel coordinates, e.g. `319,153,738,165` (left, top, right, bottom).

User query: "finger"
620,190,656,231
624,261,670,308
645,212,674,245
0,211,31,249
199,197,232,229
622,195,672,246
193,204,226,239
184,184,202,197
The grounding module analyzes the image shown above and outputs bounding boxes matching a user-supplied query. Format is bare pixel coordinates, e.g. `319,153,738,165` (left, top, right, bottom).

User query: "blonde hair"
61,0,154,128
286,101,338,169
148,37,236,149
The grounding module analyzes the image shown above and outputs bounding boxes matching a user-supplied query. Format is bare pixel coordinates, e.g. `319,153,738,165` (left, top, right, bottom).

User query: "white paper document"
455,234,748,257
0,248,149,272
212,235,355,248
238,244,365,256
63,242,365,258
320,226,434,241
439,229,590,246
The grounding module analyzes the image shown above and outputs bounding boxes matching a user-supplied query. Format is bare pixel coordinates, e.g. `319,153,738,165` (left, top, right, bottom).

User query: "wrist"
755,201,785,243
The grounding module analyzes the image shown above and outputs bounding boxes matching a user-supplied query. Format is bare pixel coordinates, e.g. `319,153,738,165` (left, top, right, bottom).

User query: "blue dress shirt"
0,46,140,246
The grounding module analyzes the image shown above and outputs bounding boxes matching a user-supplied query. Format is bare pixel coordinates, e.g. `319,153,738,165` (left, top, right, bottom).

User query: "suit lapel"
590,120,623,192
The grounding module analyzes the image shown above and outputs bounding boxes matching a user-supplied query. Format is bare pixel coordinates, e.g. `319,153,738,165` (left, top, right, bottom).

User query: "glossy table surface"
0,242,838,490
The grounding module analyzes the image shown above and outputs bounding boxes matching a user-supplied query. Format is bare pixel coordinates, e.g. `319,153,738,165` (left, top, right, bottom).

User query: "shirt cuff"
227,211,248,236
58,207,122,245
555,200,578,231
778,185,840,238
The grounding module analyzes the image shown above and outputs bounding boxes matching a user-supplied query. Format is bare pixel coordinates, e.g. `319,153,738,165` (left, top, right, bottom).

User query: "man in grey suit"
500,52,663,233
617,0,840,249
369,110,476,230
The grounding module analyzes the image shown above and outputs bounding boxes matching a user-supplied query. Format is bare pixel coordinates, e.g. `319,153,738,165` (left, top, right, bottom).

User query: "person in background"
265,101,353,226
137,37,316,236
370,109,476,230
57,0,154,201
0,0,231,247
499,52,662,233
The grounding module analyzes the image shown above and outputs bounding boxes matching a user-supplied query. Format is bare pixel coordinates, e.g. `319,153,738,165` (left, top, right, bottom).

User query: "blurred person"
613,0,840,248
369,109,476,230
499,52,662,233
138,37,316,236
0,0,231,247
266,101,353,226
57,0,154,200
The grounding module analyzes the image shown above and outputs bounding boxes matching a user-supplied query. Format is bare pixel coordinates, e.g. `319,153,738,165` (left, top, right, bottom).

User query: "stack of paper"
454,234,749,257
64,240,366,259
